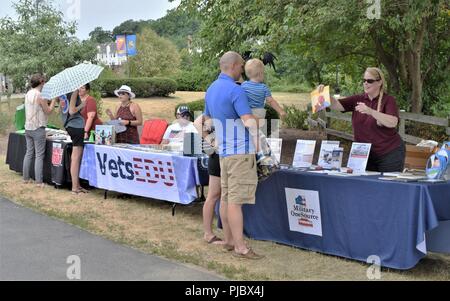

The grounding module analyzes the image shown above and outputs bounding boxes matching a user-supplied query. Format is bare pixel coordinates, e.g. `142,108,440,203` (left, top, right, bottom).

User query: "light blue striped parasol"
41,63,104,100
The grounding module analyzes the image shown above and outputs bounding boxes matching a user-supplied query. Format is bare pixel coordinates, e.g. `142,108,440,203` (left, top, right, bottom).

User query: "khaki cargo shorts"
251,108,266,120
220,154,258,205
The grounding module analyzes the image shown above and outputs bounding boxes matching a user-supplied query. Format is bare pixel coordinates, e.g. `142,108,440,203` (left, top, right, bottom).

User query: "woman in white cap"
106,85,143,144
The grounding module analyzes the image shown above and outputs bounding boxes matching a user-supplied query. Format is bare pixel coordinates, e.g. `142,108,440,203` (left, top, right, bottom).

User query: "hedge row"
171,69,218,92
95,78,177,98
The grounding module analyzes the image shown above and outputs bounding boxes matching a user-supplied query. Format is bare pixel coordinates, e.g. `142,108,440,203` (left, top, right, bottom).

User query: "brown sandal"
206,235,223,244
78,187,89,193
232,248,264,260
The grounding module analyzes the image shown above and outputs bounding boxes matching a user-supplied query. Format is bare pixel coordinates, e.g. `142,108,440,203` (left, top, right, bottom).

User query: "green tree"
111,9,200,50
173,48,219,91
89,26,114,44
178,0,450,114
149,8,200,49
0,0,97,90
112,19,148,36
128,28,181,77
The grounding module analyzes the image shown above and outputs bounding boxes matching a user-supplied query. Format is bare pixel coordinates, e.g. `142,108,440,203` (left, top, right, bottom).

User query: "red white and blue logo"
96,153,176,187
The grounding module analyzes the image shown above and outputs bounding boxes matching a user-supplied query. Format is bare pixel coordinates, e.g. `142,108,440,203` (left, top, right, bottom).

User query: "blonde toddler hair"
245,59,265,82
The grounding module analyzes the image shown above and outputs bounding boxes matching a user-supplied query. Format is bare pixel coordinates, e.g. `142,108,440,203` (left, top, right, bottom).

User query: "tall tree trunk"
386,66,401,96
409,51,423,113
372,34,400,95
408,21,426,113
398,50,409,86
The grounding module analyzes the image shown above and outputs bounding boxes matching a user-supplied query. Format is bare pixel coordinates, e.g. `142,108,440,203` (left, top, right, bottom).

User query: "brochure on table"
330,147,344,169
292,140,316,168
105,119,127,134
347,142,371,173
266,138,283,163
95,125,116,146
318,140,340,169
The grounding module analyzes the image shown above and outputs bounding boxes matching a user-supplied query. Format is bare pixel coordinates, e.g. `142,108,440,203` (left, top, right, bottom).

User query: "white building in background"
96,43,127,67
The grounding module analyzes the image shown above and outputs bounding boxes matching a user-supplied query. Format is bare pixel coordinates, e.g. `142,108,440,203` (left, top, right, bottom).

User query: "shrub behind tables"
96,78,177,98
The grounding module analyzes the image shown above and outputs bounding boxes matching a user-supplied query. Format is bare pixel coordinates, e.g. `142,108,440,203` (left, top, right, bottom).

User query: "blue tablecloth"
242,170,450,269
80,144,202,204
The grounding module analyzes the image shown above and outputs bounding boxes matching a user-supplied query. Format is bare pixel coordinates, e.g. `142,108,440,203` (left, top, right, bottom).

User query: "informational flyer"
317,140,340,169
293,140,316,168
266,138,283,163
331,147,344,169
347,142,371,173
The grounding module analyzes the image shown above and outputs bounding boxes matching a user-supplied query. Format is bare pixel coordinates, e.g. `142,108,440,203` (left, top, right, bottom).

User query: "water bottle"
89,130,95,143
59,94,69,114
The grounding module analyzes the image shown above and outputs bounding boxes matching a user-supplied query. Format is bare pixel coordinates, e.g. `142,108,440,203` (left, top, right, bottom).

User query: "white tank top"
25,89,48,130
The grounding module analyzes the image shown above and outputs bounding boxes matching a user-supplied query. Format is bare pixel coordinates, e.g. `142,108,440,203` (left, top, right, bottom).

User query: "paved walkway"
0,197,223,280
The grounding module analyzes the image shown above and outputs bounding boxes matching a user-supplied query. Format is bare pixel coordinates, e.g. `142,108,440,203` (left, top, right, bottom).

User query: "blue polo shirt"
204,73,255,157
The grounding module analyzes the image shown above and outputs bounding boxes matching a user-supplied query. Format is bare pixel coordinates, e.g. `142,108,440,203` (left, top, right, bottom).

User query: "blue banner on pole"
126,35,137,56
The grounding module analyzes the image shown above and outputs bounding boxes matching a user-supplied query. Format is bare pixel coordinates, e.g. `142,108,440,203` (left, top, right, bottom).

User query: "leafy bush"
405,121,448,143
99,66,123,80
431,102,450,119
329,119,353,135
90,89,104,118
128,28,181,78
270,84,311,93
179,100,205,116
174,50,219,91
172,68,218,91
264,105,280,136
96,78,177,97
282,105,309,130
428,92,450,118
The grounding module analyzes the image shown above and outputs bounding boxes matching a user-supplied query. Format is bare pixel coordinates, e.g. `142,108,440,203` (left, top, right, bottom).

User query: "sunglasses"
118,92,128,96
363,78,380,84
179,112,191,117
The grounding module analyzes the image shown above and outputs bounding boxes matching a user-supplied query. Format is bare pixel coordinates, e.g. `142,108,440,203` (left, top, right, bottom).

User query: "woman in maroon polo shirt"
319,67,405,172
